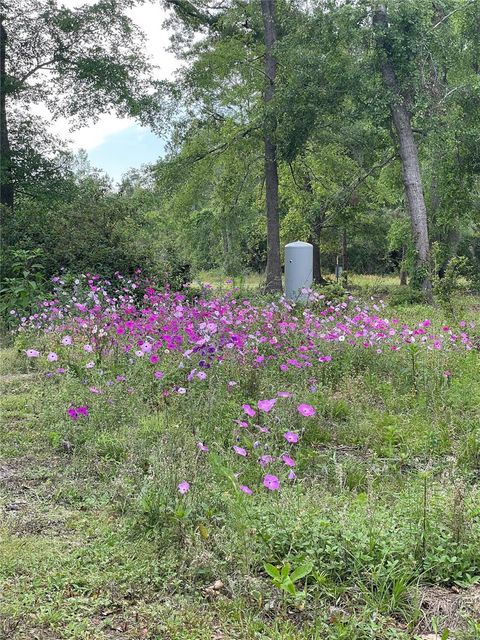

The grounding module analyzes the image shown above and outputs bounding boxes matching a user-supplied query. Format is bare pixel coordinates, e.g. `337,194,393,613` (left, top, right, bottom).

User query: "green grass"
1,286,479,640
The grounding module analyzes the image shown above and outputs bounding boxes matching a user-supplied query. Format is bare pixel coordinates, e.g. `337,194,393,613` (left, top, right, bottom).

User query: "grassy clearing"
1,281,479,640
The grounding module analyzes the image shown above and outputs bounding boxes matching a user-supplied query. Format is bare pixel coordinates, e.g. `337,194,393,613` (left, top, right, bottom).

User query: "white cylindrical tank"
285,241,313,301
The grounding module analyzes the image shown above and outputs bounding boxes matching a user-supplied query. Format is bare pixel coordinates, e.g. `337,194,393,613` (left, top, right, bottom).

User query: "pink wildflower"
242,404,256,417
257,398,277,412
297,403,315,417
281,454,296,467
233,445,247,457
177,481,190,495
263,474,280,491
239,485,253,495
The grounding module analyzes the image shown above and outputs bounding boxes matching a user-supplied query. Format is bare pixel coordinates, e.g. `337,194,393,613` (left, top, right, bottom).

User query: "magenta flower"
281,454,295,467
67,407,78,421
239,485,253,495
259,454,276,467
257,398,277,413
233,445,247,457
177,481,190,494
76,406,89,417
284,431,299,444
47,352,58,362
242,404,256,417
150,355,159,364
154,370,164,379
197,442,209,452
263,474,280,491
26,349,40,358
297,403,315,417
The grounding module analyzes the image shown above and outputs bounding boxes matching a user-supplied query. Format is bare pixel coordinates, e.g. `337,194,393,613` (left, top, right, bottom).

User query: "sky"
47,1,178,182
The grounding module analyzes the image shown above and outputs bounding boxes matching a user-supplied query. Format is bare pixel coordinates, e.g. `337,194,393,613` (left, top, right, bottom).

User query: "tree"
0,0,159,209
162,0,287,289
372,3,431,296
261,0,282,292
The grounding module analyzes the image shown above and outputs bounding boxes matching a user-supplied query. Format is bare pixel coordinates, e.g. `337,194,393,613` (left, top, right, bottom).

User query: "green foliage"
0,248,47,323
264,561,313,599
432,252,473,319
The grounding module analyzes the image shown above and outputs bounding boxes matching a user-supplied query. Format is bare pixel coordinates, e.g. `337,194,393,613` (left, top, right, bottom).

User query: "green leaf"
280,563,290,579
290,562,313,583
281,578,296,596
264,563,280,580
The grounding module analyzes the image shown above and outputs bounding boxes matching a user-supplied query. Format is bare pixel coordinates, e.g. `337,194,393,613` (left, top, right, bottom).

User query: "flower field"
1,274,479,639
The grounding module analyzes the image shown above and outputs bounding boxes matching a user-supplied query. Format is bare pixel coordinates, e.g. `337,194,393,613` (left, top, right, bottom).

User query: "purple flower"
177,481,190,494
239,485,253,495
259,454,276,467
233,445,247,457
257,398,277,413
297,403,315,417
154,370,164,379
176,387,187,394
26,349,40,358
83,344,93,353
263,474,280,491
288,471,296,480
284,431,299,444
85,361,95,369
196,371,207,380
197,442,209,452
47,352,58,362
281,454,296,467
61,336,72,346
242,404,256,417
56,367,65,374
277,391,292,398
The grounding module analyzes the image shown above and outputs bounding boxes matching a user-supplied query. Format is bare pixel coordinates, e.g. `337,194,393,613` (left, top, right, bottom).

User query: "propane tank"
285,241,313,302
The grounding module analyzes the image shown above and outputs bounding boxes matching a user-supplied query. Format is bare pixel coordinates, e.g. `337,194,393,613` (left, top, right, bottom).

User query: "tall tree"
373,3,431,295
261,0,282,292
0,0,158,210
0,18,13,208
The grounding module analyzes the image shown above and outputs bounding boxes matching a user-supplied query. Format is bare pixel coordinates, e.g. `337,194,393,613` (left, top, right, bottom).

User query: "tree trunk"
342,228,348,283
400,246,408,285
312,238,320,283
261,0,282,293
373,5,431,298
0,19,13,210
